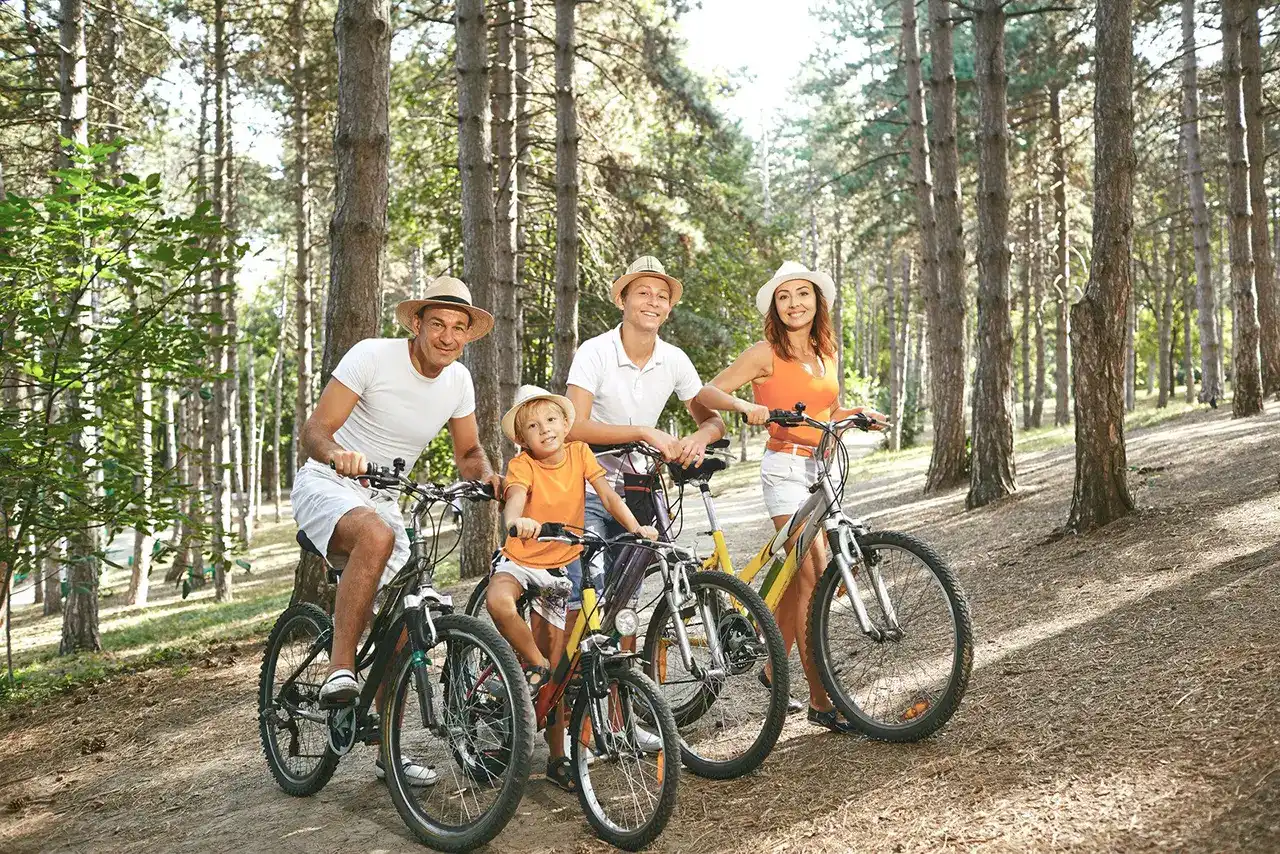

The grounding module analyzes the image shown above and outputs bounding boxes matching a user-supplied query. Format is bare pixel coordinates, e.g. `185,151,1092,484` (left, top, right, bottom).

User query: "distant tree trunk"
1181,0,1222,404
128,281,153,607
492,0,520,463
1158,220,1175,409
1124,291,1136,412
1240,0,1278,397
1182,213,1196,403
1050,85,1071,427
893,254,911,451
299,0,392,606
1020,201,1032,428
246,340,259,524
924,0,968,491
59,0,99,652
1221,0,1264,417
514,0,530,389
292,0,314,471
210,0,233,603
854,269,866,378
456,0,501,580
43,540,63,616
272,276,287,523
226,135,249,548
1031,193,1046,428
1067,0,1135,533
550,0,579,392
833,212,845,401
886,254,903,450
967,0,1017,509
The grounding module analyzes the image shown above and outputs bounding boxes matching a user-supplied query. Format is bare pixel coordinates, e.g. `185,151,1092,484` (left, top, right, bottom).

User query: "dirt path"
3,408,1279,853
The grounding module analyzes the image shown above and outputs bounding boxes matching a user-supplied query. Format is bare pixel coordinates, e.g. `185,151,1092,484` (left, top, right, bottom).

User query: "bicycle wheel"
258,603,340,796
569,666,680,850
641,570,788,779
382,613,534,852
808,529,973,742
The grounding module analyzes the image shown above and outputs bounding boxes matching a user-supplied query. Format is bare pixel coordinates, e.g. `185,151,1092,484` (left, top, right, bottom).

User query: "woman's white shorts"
759,448,822,518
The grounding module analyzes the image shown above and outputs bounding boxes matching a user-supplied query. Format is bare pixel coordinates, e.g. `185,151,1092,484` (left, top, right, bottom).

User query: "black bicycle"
258,459,534,852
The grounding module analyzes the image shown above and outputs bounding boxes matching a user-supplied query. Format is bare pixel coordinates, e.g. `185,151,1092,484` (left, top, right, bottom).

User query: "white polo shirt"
567,326,702,490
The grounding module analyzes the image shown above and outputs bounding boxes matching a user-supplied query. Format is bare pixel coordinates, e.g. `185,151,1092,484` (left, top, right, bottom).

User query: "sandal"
807,705,856,734
545,757,577,792
523,663,551,691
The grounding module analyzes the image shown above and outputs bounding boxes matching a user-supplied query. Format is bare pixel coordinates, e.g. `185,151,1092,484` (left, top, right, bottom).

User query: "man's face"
412,306,473,371
618,275,672,333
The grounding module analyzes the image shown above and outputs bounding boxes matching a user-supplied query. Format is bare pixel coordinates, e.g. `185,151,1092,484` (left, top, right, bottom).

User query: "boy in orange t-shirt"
488,385,657,790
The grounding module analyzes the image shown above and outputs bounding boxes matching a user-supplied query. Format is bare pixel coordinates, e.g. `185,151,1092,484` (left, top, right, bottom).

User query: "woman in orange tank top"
695,261,886,732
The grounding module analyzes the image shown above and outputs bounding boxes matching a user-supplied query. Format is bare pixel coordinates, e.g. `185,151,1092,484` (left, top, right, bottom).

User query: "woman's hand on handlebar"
735,400,770,426
856,406,891,432
328,449,368,478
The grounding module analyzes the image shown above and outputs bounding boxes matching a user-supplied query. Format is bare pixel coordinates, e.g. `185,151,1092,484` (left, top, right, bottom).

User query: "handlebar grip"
328,459,377,477
537,521,566,538
477,481,496,500
507,524,519,537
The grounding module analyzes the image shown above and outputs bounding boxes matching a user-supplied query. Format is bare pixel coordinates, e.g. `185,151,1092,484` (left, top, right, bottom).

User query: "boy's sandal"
523,663,551,691
545,757,577,792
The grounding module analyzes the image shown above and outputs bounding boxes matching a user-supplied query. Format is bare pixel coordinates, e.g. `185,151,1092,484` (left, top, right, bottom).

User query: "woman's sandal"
545,757,577,792
807,706,856,734
523,663,551,691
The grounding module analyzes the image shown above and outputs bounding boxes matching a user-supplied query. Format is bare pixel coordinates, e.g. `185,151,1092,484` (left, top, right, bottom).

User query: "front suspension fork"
826,522,901,639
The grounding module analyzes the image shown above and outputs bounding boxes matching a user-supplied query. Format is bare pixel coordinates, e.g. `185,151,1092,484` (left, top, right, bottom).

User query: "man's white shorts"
490,557,574,630
291,461,411,590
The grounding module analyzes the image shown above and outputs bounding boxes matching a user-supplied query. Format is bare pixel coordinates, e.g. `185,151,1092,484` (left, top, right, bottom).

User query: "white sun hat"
394,276,495,339
501,385,578,446
755,261,836,316
610,255,684,306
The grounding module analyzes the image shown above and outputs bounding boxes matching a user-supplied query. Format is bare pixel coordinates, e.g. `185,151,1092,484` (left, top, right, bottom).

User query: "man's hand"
674,434,709,468
509,517,540,539
483,472,504,501
643,428,682,462
737,400,770,426
329,449,368,478
635,525,660,541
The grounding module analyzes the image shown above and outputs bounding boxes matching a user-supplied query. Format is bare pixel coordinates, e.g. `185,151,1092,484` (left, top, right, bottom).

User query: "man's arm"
564,385,682,456
302,378,365,475
447,413,502,494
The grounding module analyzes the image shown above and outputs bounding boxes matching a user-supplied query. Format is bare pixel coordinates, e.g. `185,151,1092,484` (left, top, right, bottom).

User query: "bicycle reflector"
614,607,639,637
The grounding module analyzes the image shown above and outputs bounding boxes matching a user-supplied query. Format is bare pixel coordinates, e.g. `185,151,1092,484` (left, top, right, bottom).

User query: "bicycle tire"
641,570,788,779
382,613,534,852
570,666,680,850
808,529,973,742
258,603,341,796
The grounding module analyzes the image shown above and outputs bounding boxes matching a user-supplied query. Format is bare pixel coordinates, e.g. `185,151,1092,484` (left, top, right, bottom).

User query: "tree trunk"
1182,212,1196,403
226,136,248,548
272,275,287,523
886,255,902,451
967,0,1017,509
1158,221,1175,409
833,212,845,401
1050,85,1071,427
924,0,968,491
1240,0,1278,397
1020,201,1032,428
246,340,259,525
493,0,520,463
128,278,153,607
210,0,232,603
1031,193,1046,428
43,540,63,616
1221,0,1264,417
550,0,579,392
854,269,866,378
1124,290,1136,412
514,0,530,392
292,0,314,471
1067,0,1135,533
893,253,911,451
1181,0,1222,405
59,0,99,652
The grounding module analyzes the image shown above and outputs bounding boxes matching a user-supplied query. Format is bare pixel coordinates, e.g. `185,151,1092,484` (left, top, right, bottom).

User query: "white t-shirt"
323,338,475,472
567,326,702,489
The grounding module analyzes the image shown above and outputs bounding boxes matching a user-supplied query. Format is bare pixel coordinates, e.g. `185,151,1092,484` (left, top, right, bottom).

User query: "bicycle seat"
297,530,342,578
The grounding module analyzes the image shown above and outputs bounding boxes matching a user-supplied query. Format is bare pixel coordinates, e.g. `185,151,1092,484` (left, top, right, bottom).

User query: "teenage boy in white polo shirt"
564,255,726,610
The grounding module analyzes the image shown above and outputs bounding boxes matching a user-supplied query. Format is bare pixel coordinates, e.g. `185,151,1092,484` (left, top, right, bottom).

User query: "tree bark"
924,0,968,492
967,0,1016,509
1067,0,1135,533
128,278,153,606
1124,289,1136,412
514,0,530,393
854,269,866,378
1240,0,1278,397
1182,212,1196,403
1158,220,1175,409
1031,193,1046,428
226,133,248,548
1050,85,1071,427
1221,0,1264,417
833,210,845,401
550,0,579,392
246,340,259,524
272,274,287,523
1180,0,1222,405
886,254,902,451
1020,201,1032,428
292,0,314,473
492,0,520,463
43,540,62,616
456,0,501,580
210,0,232,603
59,0,99,653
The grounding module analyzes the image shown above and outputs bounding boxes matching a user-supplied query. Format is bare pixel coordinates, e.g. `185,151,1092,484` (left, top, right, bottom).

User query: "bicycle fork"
403,593,440,730
661,557,729,681
822,517,902,641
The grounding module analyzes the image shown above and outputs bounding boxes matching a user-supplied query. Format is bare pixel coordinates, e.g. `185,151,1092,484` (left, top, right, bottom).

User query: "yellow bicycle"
676,404,974,741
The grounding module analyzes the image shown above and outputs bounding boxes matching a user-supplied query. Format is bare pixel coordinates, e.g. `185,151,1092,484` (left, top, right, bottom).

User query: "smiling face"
618,275,673,333
412,306,473,374
772,278,819,331
515,398,569,458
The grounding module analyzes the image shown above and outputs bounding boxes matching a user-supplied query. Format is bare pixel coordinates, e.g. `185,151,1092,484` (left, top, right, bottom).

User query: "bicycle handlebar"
329,459,494,502
762,401,887,434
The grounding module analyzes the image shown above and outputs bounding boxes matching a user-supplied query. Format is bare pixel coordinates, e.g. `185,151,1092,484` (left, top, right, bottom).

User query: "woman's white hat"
394,277,495,339
755,261,836,316
502,385,577,445
610,255,684,306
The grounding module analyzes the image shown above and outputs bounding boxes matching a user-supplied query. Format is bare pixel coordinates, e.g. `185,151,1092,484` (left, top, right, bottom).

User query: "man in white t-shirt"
565,255,725,610
292,277,500,784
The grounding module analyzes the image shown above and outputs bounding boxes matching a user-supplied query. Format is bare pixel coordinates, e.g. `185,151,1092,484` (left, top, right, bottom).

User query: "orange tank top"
752,350,839,454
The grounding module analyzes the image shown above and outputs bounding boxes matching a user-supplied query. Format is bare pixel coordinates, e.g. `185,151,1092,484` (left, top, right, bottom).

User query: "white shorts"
290,461,411,590
491,557,574,629
759,449,821,518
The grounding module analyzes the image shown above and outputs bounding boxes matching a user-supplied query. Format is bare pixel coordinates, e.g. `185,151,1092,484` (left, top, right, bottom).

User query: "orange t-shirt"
501,441,606,569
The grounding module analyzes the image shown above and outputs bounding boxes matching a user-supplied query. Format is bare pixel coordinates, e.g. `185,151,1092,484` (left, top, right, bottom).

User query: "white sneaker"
631,725,663,754
319,669,358,705
376,756,439,787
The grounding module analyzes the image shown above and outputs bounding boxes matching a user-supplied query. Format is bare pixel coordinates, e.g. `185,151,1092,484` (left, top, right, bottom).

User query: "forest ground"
2,396,1279,853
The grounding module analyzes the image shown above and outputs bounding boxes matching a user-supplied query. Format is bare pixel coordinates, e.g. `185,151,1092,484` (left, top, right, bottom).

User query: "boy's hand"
635,525,660,541
509,517,540,539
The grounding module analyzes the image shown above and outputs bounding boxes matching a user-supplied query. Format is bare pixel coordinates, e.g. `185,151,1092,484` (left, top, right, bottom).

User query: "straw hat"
501,385,577,446
755,261,836,316
610,255,684,306
394,277,494,339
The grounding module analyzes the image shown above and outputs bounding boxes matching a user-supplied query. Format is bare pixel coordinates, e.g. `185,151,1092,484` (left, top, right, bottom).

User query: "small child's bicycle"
258,460,534,852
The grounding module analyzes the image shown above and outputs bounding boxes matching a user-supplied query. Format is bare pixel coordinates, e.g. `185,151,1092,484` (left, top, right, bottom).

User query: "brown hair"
763,284,837,363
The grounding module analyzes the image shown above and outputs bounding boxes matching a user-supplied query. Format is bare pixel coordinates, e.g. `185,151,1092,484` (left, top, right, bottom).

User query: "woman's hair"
763,282,836,362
